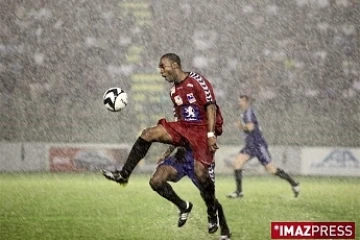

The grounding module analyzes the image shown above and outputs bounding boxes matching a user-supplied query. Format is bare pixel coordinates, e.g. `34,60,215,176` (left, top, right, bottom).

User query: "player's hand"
208,137,219,152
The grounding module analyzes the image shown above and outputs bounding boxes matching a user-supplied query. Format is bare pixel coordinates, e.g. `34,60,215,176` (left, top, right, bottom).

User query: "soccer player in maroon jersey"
103,53,225,235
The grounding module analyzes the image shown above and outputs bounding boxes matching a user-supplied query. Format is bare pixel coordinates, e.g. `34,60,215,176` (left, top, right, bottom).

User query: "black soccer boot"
102,169,129,186
219,232,232,240
178,201,193,227
208,211,219,234
292,182,300,198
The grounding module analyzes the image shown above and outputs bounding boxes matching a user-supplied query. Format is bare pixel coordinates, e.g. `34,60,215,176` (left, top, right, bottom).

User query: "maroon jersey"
169,72,223,135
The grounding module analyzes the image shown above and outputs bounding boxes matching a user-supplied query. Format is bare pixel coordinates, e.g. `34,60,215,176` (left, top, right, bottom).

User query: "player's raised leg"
102,124,172,184
265,162,300,197
149,164,193,227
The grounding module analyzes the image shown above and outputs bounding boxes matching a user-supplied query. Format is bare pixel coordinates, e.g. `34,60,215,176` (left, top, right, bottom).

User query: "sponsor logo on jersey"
174,96,183,106
181,105,199,121
186,93,196,103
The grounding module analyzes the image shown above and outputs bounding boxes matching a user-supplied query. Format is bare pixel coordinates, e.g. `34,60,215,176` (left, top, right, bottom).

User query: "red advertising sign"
49,146,129,172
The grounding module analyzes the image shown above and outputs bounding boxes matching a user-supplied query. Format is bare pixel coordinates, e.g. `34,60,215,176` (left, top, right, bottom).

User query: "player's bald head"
161,53,181,68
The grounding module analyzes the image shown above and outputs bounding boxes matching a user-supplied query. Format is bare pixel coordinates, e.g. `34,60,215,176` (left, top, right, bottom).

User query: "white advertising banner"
1,142,358,176
0,143,22,171
301,148,360,176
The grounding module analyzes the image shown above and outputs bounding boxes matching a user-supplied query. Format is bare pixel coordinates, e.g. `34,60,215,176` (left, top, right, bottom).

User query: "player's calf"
275,168,297,185
120,137,152,179
274,168,300,197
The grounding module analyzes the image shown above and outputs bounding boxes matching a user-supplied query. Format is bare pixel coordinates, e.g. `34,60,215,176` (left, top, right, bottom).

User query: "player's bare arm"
206,103,218,152
158,145,176,163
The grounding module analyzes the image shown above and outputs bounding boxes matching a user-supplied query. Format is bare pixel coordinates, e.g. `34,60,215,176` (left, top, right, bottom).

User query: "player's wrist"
207,132,215,138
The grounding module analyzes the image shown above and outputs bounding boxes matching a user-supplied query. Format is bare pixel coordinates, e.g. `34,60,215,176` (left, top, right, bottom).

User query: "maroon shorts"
158,118,214,167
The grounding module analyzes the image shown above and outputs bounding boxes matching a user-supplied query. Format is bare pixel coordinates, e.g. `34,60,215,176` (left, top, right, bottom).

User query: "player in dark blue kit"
150,146,231,240
227,95,300,198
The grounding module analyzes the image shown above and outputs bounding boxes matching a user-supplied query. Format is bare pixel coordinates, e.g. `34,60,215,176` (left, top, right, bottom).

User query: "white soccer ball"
103,87,128,112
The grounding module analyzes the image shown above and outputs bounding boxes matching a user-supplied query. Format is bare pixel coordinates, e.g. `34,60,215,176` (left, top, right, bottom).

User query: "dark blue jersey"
241,107,267,147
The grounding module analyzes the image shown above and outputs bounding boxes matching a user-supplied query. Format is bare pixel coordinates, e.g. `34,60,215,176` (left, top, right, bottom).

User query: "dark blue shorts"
240,143,272,165
158,149,215,189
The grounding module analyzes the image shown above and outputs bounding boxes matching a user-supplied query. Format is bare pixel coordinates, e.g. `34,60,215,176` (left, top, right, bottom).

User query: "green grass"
0,173,359,240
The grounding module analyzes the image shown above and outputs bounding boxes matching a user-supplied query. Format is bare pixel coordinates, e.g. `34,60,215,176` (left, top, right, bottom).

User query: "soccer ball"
103,87,128,112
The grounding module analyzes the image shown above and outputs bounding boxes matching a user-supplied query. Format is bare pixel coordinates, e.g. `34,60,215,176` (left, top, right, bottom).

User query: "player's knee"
233,155,247,169
140,127,155,141
199,178,215,195
195,172,214,191
149,167,169,190
148,178,157,190
140,126,163,142
149,175,164,190
232,160,241,169
195,174,212,191
140,125,168,142
194,164,207,182
265,164,277,174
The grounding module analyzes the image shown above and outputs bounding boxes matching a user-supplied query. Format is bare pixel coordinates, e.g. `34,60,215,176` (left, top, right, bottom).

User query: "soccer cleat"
208,211,219,234
178,201,193,227
226,191,244,199
219,233,232,240
102,169,129,186
220,227,231,240
292,183,300,198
